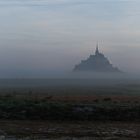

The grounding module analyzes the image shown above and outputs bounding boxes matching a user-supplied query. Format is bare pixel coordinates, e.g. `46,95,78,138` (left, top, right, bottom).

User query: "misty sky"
0,0,140,78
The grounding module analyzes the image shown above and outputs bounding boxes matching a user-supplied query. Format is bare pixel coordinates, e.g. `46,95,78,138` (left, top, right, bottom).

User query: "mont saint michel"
74,45,121,73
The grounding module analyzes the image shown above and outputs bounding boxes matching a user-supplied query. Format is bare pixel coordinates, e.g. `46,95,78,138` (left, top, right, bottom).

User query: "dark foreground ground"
0,120,140,140
0,78,140,139
0,95,140,139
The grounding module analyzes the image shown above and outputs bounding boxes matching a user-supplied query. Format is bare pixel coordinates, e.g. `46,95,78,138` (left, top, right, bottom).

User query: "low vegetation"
0,94,140,121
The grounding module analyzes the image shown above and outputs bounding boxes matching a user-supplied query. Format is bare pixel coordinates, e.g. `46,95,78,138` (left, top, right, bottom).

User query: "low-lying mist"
0,72,140,88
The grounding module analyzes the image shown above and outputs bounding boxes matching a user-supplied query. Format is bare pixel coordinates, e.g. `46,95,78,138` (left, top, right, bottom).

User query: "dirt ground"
0,120,140,139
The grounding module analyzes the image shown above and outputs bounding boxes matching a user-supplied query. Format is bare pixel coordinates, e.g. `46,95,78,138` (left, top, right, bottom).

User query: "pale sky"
0,0,140,77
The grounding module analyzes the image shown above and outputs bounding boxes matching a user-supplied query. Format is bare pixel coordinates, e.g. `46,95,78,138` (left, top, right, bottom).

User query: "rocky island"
74,45,121,73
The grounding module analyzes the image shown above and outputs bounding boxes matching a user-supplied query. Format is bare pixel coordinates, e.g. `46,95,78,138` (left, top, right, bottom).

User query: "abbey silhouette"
73,44,121,73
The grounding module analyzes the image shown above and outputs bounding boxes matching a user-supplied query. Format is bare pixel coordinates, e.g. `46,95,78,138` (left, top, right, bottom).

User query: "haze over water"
0,0,140,78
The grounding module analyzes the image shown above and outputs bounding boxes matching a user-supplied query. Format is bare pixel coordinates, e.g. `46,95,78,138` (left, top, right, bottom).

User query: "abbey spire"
95,43,99,55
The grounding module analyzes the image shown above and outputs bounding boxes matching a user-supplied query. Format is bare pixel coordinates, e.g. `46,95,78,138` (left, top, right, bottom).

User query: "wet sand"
0,121,140,140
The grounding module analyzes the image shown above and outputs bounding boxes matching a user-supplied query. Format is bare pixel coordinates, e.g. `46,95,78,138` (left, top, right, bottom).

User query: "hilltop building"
73,45,121,73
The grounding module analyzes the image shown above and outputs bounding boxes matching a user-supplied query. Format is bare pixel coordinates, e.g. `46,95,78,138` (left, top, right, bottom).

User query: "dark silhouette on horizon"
73,44,121,73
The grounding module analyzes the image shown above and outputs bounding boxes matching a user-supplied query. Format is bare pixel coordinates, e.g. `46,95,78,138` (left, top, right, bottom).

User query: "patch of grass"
0,95,139,121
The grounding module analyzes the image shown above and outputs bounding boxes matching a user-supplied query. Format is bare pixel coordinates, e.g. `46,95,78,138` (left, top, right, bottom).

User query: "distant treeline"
0,95,140,121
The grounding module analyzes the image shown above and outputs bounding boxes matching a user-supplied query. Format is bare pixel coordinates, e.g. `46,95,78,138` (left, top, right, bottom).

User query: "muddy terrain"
0,121,140,140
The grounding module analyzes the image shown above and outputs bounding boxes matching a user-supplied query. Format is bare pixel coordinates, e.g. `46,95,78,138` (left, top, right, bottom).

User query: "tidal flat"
0,94,140,140
0,121,140,140
0,79,140,139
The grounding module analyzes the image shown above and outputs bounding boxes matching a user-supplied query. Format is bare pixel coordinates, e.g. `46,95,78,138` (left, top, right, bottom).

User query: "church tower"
95,44,99,55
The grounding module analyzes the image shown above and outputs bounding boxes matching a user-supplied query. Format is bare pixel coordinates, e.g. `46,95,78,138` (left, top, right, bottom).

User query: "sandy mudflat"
0,121,140,139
